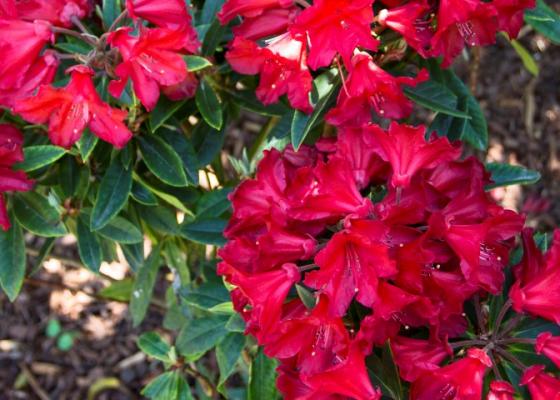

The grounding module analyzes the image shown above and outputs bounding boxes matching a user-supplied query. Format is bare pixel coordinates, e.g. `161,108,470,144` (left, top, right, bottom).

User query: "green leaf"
184,55,213,72
525,0,560,44
138,135,188,187
176,314,229,358
130,245,162,327
45,319,62,338
98,278,134,302
248,348,279,400
160,129,200,186
228,89,289,117
16,146,66,172
102,0,122,28
76,217,102,273
485,163,541,189
201,19,226,56
137,205,179,235
291,69,339,150
13,192,67,237
133,175,194,216
138,332,174,363
196,78,223,130
192,121,225,167
216,333,246,395
181,282,231,313
91,155,132,230
404,80,471,118
179,218,227,246
96,216,143,244
367,343,404,400
77,129,98,162
122,243,145,272
131,181,158,206
296,283,317,310
58,156,82,198
510,39,540,76
196,188,232,219
57,332,75,351
199,0,225,25
225,313,246,333
149,96,187,133
142,371,181,400
0,220,26,301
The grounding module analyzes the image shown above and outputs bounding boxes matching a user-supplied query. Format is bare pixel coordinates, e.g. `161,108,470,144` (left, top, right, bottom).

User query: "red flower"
14,66,133,149
232,7,300,41
493,0,536,39
536,332,560,369
327,53,428,126
368,122,460,188
391,336,452,382
410,348,492,400
0,124,34,231
226,34,313,113
218,0,293,25
510,230,560,324
126,0,200,51
305,220,396,316
378,0,433,57
12,0,90,27
431,0,498,67
303,343,382,400
0,19,53,91
291,0,378,69
108,27,190,111
487,381,515,400
520,365,560,400
513,228,545,285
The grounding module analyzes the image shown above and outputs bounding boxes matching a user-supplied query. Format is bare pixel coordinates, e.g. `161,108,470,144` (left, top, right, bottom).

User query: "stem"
108,9,129,32
492,299,512,341
474,294,486,334
335,57,350,97
51,26,97,46
295,0,311,7
487,352,503,381
449,339,488,349
498,313,523,339
498,337,536,346
298,264,319,273
495,347,527,371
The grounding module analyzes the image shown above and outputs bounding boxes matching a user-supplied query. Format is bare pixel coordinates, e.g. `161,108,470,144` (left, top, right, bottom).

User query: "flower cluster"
219,120,557,398
0,124,33,231
219,0,535,124
0,0,199,150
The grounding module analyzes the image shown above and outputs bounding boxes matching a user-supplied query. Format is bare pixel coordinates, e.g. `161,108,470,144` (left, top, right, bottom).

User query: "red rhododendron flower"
290,0,378,69
391,336,452,382
0,19,53,90
14,66,133,149
513,228,545,284
218,0,293,25
410,348,492,400
520,365,560,400
487,381,515,400
232,7,300,40
493,0,536,39
431,0,498,67
368,122,460,188
327,53,428,125
108,27,191,111
12,0,90,27
126,0,200,51
0,124,34,231
510,230,560,324
536,332,560,369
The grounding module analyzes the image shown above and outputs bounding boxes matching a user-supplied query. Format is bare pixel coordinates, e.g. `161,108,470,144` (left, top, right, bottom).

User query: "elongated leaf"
130,245,162,326
192,121,225,167
137,205,179,235
16,146,66,172
510,39,539,76
0,220,26,301
160,129,199,186
133,175,194,216
196,78,223,130
149,96,187,133
176,314,229,358
77,129,98,162
228,90,289,117
181,282,231,312
216,333,246,395
201,19,226,55
91,155,132,230
138,332,174,363
77,217,102,273
486,163,541,189
525,0,560,44
138,135,188,187
96,216,143,244
131,181,158,206
179,218,227,246
248,349,279,400
102,0,121,28
142,371,180,400
13,192,67,237
184,55,213,72
404,80,471,118
196,188,232,218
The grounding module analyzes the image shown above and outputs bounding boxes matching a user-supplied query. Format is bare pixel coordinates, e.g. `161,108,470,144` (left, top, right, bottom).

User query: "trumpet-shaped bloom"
520,365,560,400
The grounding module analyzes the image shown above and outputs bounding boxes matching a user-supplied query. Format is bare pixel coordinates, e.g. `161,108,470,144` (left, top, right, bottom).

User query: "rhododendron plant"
0,0,558,398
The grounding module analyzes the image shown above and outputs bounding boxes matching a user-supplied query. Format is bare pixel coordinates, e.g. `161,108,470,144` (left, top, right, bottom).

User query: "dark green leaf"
179,218,227,246
182,282,231,312
248,348,279,400
77,129,98,162
196,78,223,130
149,96,187,133
77,217,102,273
184,55,213,72
0,220,26,301
121,243,144,272
176,314,229,358
96,216,143,244
485,163,541,189
404,80,471,118
525,0,560,44
102,0,122,28
130,245,162,326
196,188,232,218
228,90,289,117
131,181,159,206
138,332,173,363
225,313,245,333
137,205,179,235
59,156,81,198
138,135,188,187
91,155,132,230
142,371,181,400
296,284,317,310
16,146,66,172
200,0,225,25
13,192,67,237
367,343,404,400
160,129,200,186
201,19,226,56
192,121,225,167
216,333,245,395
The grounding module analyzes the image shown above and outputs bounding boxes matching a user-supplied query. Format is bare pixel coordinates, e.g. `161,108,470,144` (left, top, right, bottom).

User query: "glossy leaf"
176,314,229,358
16,146,66,172
248,349,280,400
76,217,102,273
510,39,540,76
149,96,187,133
525,0,560,44
216,333,246,395
96,216,143,244
131,181,158,206
142,371,181,400
179,218,227,246
138,332,174,363
0,219,26,301
196,78,223,130
130,245,162,327
404,80,471,118
13,192,67,237
486,163,541,189
138,135,188,187
184,55,213,72
181,282,231,313
102,0,122,28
